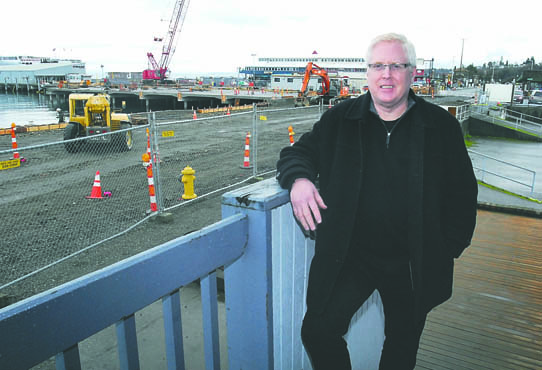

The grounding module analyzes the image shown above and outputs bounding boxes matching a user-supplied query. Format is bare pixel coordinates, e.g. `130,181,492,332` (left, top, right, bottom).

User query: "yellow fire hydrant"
181,166,197,200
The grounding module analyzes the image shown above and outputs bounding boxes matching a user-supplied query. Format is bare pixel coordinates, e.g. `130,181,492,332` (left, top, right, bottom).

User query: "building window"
287,78,293,83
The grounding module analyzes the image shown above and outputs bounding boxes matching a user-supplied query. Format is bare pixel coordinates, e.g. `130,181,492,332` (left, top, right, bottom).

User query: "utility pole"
459,38,464,71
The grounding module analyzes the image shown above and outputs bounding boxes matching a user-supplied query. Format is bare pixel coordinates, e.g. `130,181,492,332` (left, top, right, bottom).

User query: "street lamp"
101,65,104,81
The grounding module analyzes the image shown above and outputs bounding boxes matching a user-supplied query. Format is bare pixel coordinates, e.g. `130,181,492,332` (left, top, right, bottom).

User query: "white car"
530,90,542,104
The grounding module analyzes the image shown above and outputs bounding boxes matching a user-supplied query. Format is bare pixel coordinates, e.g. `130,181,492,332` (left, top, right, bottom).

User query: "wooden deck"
416,210,542,370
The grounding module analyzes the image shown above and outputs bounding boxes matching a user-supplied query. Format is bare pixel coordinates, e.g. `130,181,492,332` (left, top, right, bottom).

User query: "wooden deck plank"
415,210,542,370
422,320,541,368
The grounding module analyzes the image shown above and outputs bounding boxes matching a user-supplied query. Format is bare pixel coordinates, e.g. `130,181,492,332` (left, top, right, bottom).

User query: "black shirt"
348,109,412,270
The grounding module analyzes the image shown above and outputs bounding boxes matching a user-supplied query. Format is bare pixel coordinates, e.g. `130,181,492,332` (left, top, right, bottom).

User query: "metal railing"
468,149,537,196
455,104,471,122
471,105,542,137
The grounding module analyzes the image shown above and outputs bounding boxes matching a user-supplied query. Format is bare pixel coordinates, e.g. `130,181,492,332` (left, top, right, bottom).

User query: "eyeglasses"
368,63,411,72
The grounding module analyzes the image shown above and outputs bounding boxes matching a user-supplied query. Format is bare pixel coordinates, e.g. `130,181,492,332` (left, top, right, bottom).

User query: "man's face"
367,40,415,111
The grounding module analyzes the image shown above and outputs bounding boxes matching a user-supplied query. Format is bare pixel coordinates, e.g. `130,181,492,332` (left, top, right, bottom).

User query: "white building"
239,54,367,88
0,56,86,91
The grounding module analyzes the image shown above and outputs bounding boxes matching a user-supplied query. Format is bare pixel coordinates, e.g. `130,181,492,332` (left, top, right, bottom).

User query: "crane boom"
143,0,191,81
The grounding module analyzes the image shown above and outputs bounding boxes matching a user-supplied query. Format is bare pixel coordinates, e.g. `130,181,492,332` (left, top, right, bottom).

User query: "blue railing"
0,179,384,370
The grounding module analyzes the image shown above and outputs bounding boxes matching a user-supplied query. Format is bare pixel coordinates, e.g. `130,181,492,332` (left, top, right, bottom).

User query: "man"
276,33,478,369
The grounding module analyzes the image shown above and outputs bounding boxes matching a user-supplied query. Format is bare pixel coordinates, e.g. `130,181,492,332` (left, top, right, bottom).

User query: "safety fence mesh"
0,104,323,291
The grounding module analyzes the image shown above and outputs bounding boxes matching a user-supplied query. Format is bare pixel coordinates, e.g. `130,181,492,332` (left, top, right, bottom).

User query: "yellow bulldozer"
64,93,133,153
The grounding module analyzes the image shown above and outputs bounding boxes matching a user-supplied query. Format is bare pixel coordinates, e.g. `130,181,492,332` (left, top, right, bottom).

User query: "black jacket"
276,91,478,314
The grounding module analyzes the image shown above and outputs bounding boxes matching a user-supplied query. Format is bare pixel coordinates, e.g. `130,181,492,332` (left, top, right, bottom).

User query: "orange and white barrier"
241,132,252,168
288,125,295,146
11,123,19,159
86,171,103,199
146,128,151,158
142,153,158,212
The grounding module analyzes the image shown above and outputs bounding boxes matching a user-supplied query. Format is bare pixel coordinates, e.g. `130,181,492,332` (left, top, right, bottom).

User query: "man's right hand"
290,178,327,231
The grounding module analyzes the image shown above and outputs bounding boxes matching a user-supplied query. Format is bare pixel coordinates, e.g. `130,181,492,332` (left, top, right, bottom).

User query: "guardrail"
471,105,542,137
468,149,537,196
0,179,384,370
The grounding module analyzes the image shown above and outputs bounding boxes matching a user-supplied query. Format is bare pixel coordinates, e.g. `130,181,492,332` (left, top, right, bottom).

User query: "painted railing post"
222,178,386,370
222,179,288,370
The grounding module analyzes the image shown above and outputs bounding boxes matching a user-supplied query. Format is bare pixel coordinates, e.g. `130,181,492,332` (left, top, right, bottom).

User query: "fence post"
481,155,486,182
221,180,284,370
252,103,258,178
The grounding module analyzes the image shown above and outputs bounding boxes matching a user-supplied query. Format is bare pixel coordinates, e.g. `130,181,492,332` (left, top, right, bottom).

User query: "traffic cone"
288,125,295,146
226,107,231,116
241,132,252,169
193,110,197,119
11,123,20,160
328,101,332,109
86,171,103,199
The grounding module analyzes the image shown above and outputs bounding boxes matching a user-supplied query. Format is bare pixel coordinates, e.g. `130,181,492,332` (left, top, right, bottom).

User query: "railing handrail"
468,149,536,195
468,149,536,174
0,213,248,370
502,107,542,125
470,104,542,136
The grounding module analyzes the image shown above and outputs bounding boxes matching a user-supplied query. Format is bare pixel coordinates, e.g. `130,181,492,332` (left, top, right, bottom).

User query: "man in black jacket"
276,33,478,369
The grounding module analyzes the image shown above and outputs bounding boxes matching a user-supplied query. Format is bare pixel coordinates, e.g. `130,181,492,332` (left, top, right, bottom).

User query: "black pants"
301,260,427,370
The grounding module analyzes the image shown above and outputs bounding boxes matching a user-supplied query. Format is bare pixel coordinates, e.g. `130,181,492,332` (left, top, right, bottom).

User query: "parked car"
513,89,524,103
530,90,542,104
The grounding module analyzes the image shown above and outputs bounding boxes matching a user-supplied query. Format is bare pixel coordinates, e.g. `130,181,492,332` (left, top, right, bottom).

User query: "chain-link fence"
0,104,323,291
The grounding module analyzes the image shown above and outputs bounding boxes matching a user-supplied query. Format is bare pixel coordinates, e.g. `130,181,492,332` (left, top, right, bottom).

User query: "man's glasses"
368,63,411,72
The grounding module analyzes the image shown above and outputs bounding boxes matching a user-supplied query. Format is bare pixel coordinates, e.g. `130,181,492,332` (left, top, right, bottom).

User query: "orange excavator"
295,62,350,106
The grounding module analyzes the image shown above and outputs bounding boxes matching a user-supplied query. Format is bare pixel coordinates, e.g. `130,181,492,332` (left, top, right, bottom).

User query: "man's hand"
290,178,327,231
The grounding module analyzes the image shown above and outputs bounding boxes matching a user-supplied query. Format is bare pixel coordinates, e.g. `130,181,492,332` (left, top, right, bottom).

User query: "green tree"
465,64,478,79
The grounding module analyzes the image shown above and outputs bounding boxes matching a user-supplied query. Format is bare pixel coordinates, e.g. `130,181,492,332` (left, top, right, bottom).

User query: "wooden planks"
416,210,542,370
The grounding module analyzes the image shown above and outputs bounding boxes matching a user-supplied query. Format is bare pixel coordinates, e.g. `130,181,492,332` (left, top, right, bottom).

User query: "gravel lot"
0,103,321,307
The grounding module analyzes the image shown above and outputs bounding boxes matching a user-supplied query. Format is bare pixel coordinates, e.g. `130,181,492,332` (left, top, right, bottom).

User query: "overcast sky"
3,0,540,78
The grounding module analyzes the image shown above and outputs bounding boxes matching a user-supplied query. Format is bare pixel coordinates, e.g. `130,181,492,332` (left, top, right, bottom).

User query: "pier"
40,85,297,114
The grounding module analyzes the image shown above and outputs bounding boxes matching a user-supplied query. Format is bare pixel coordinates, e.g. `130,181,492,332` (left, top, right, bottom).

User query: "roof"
0,61,81,72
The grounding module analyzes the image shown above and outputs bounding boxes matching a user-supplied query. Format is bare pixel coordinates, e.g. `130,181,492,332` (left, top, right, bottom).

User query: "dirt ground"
0,104,321,307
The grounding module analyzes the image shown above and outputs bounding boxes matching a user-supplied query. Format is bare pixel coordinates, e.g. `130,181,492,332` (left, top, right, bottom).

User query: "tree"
465,64,478,79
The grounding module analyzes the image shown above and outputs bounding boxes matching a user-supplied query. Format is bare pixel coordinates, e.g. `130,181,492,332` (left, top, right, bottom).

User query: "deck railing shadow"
0,178,385,370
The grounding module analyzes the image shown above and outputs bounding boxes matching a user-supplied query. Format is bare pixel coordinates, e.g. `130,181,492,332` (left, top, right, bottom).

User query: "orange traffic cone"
193,110,198,119
86,171,103,199
241,132,252,169
288,125,295,146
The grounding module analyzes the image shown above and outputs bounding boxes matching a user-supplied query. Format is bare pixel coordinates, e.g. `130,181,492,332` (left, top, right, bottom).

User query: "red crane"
143,0,191,81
